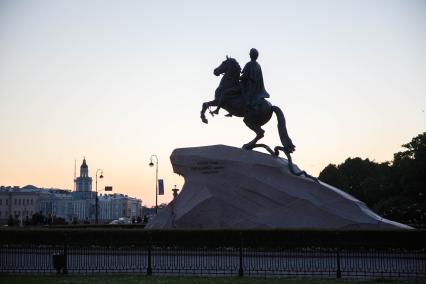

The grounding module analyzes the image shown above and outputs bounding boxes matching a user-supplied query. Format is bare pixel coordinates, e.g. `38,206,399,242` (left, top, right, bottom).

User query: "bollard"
52,253,66,274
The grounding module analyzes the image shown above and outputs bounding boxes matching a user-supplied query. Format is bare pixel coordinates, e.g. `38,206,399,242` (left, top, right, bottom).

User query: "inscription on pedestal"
191,161,224,174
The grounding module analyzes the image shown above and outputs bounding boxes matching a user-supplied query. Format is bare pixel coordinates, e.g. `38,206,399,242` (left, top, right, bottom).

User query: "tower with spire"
74,158,94,197
72,157,96,221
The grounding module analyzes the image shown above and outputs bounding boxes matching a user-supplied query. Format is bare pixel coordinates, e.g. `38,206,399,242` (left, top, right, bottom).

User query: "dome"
22,185,38,189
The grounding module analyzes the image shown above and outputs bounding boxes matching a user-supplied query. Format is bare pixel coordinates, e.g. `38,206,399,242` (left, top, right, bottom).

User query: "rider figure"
241,48,269,113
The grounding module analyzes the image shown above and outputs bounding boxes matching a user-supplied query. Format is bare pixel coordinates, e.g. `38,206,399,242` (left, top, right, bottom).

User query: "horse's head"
214,56,241,77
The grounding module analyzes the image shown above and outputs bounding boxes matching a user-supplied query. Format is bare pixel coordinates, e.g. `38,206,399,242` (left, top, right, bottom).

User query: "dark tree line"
319,132,426,226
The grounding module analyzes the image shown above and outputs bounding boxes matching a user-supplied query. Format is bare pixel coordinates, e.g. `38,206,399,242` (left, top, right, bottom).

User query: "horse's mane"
228,58,241,74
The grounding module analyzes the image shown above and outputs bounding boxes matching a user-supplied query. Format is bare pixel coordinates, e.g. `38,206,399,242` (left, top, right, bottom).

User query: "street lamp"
95,169,104,224
149,155,158,214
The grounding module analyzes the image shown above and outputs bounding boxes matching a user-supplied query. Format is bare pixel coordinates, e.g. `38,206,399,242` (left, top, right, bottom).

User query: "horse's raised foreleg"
200,100,218,124
242,118,265,149
212,88,234,116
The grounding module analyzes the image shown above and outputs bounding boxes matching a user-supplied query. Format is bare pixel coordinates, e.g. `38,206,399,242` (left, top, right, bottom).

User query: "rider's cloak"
241,61,270,104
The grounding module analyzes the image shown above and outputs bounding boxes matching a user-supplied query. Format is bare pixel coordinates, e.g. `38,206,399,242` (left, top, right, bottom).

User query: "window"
0,211,2,216
18,199,21,205
14,199,17,205
6,199,8,205
31,200,33,205
0,199,2,205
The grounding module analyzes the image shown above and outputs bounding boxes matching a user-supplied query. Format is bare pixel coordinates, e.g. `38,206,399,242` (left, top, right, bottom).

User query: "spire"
75,157,93,192
81,158,88,169
80,157,89,177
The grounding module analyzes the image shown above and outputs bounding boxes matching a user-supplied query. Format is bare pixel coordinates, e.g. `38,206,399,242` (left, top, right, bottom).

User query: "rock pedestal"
146,145,410,229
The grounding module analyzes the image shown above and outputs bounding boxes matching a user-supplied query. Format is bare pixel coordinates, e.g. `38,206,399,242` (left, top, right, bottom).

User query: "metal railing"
0,229,425,279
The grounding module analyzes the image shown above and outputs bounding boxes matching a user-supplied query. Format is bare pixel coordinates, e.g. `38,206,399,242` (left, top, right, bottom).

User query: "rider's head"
250,48,259,61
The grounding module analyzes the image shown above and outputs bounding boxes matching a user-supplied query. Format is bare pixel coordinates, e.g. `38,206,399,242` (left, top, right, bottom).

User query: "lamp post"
149,155,158,214
95,169,104,224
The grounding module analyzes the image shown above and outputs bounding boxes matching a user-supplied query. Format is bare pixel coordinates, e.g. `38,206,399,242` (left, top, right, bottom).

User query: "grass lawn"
0,276,400,284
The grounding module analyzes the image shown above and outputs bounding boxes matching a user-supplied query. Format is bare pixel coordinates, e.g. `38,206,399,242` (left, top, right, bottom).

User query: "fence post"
238,233,244,277
335,231,341,279
147,238,152,276
336,249,341,279
63,233,68,275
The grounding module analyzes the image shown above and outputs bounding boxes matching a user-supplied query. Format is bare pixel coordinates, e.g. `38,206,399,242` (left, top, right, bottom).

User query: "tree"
318,164,342,188
318,132,426,225
392,132,426,201
319,158,390,206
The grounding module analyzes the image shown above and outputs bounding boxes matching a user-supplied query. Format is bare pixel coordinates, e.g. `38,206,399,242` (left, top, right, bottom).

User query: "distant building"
0,185,70,224
98,194,127,222
71,158,96,220
99,194,142,223
0,158,143,224
37,188,73,220
127,197,142,221
73,158,94,197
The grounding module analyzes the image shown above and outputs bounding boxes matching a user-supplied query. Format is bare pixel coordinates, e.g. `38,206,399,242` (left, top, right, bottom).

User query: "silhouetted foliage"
319,132,426,226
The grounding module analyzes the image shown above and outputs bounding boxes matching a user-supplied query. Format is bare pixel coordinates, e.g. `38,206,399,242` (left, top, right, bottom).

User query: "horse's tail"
272,106,319,182
272,105,295,154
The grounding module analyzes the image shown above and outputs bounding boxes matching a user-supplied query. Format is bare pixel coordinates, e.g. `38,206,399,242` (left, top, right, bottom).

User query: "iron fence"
0,229,425,280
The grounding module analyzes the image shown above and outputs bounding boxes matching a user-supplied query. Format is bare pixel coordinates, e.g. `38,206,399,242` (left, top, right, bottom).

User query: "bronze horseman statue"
201,48,296,157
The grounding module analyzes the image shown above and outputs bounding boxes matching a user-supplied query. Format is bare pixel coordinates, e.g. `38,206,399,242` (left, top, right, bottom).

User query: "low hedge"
0,228,424,248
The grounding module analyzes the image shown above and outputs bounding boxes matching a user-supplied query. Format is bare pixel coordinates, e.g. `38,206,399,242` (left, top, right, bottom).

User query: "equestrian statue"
200,49,316,180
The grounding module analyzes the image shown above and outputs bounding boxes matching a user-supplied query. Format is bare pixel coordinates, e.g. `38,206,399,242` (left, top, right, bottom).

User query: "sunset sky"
1,0,425,206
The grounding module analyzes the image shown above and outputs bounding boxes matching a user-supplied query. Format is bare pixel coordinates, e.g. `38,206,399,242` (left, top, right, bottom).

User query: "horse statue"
200,56,296,154
200,56,317,181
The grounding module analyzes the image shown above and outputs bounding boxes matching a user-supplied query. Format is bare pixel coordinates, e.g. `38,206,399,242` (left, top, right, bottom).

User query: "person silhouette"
240,48,270,112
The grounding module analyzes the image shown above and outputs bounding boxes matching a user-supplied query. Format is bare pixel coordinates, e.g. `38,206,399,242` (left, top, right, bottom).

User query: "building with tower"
73,158,94,198
0,158,143,224
71,158,96,221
